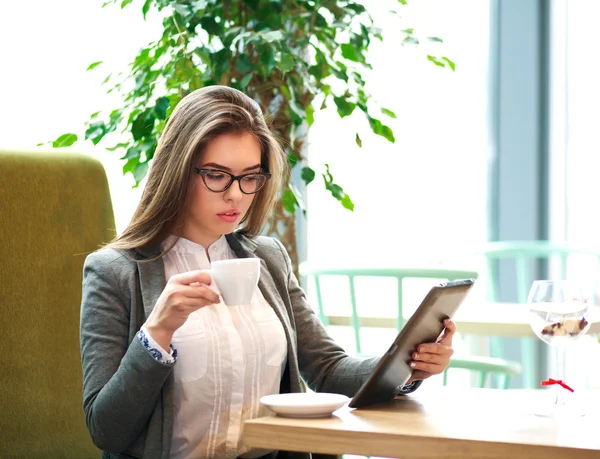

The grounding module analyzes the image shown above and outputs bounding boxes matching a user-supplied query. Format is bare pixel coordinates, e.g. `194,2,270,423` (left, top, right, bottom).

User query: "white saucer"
260,392,350,418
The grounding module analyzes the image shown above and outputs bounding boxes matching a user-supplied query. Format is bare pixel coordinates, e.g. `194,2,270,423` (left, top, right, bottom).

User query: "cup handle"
196,269,218,293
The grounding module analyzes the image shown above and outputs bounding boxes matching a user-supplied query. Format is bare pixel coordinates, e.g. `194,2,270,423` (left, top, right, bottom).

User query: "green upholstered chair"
0,149,115,458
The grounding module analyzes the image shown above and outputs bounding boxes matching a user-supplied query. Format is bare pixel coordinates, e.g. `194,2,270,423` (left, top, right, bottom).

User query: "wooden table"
325,303,600,337
243,387,600,458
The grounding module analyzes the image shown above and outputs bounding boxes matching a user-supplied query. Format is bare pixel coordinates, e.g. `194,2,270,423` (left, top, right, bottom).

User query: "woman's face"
181,131,263,248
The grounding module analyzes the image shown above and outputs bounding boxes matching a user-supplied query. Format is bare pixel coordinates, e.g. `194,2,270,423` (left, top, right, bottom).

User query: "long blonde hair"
106,85,287,253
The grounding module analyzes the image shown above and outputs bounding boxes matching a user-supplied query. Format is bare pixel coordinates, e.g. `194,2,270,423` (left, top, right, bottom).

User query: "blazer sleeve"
80,250,173,453
268,240,384,395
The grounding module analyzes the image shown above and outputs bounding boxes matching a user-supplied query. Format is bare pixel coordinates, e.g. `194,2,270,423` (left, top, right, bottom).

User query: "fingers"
409,361,445,374
170,270,213,286
415,341,453,355
438,319,456,345
412,347,453,363
180,285,220,303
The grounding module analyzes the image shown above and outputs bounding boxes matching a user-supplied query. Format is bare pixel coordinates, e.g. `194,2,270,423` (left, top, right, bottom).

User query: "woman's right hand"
144,270,220,350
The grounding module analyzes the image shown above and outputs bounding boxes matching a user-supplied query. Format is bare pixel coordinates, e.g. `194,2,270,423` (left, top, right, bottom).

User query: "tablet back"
348,279,475,409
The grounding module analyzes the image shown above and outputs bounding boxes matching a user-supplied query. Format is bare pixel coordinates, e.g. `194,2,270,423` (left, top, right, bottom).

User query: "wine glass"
527,280,590,417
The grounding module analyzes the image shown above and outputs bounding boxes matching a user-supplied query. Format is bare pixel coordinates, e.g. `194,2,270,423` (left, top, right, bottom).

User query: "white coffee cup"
203,258,261,306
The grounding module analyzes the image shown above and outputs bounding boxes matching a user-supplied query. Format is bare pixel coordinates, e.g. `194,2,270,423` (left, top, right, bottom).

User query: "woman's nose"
224,179,244,201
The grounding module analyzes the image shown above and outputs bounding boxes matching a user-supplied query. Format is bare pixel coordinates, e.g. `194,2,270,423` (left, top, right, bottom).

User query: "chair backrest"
480,240,600,389
299,264,478,354
482,240,600,303
0,150,115,458
443,356,522,389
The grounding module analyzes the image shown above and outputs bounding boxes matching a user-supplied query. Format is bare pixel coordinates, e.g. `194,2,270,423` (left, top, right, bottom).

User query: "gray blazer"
80,233,418,459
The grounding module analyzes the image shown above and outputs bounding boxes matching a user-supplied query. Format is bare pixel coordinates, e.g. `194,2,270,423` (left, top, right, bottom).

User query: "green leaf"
330,66,348,82
288,99,306,120
326,183,344,200
301,166,315,185
236,53,253,74
142,0,151,19
368,116,395,143
107,142,129,152
260,45,276,77
120,146,141,160
403,36,419,45
426,55,456,71
261,30,284,42
345,3,367,14
305,103,315,126
133,161,149,185
276,53,294,73
287,153,299,167
333,96,356,118
120,0,133,8
52,133,78,148
381,107,397,119
341,43,360,62
351,71,366,86
321,164,355,211
355,133,362,148
428,36,444,43
442,56,456,71
85,122,107,145
122,157,139,175
154,97,170,120
239,73,253,89
282,188,298,213
340,194,354,211
86,61,103,71
200,16,220,35
401,28,414,34
132,110,155,140
173,4,191,17
398,0,408,4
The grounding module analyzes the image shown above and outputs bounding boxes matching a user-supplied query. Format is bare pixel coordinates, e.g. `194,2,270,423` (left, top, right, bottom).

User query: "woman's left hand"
406,319,455,384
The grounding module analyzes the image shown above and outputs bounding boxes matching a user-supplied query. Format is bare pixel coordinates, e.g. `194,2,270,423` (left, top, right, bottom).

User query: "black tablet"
348,278,475,409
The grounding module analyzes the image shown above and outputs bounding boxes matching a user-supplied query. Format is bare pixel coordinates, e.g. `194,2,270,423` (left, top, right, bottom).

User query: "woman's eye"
243,175,259,182
207,173,226,180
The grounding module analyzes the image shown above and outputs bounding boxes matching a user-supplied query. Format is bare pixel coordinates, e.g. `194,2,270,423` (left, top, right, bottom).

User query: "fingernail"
418,346,424,352
410,362,416,368
414,353,419,359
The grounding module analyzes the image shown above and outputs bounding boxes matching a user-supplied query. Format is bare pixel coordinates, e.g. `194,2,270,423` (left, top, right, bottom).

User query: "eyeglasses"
193,168,272,194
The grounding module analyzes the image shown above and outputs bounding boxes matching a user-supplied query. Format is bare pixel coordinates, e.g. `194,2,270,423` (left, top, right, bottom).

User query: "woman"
80,85,456,459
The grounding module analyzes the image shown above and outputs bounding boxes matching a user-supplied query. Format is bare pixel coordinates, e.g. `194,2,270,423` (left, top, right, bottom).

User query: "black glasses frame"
193,168,272,194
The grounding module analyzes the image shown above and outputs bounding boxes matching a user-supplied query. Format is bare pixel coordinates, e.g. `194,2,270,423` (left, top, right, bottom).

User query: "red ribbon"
541,378,574,393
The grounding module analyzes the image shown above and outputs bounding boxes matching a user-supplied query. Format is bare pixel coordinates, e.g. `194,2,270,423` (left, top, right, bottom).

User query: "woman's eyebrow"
201,162,262,172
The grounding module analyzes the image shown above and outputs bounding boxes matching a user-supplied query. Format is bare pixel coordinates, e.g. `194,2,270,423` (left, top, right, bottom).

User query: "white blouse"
141,235,287,459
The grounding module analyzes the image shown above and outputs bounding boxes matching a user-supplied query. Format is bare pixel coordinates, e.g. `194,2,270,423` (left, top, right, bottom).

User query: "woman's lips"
217,212,240,223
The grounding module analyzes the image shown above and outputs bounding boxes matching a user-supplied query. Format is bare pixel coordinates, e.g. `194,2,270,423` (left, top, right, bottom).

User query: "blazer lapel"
133,246,168,320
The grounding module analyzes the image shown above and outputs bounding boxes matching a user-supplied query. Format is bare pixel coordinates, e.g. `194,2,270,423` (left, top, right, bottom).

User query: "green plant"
53,0,454,274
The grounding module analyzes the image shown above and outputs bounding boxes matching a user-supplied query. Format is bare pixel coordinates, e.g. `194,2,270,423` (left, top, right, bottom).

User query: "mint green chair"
299,265,521,389
443,356,522,389
298,265,479,355
482,240,600,304
482,240,600,388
